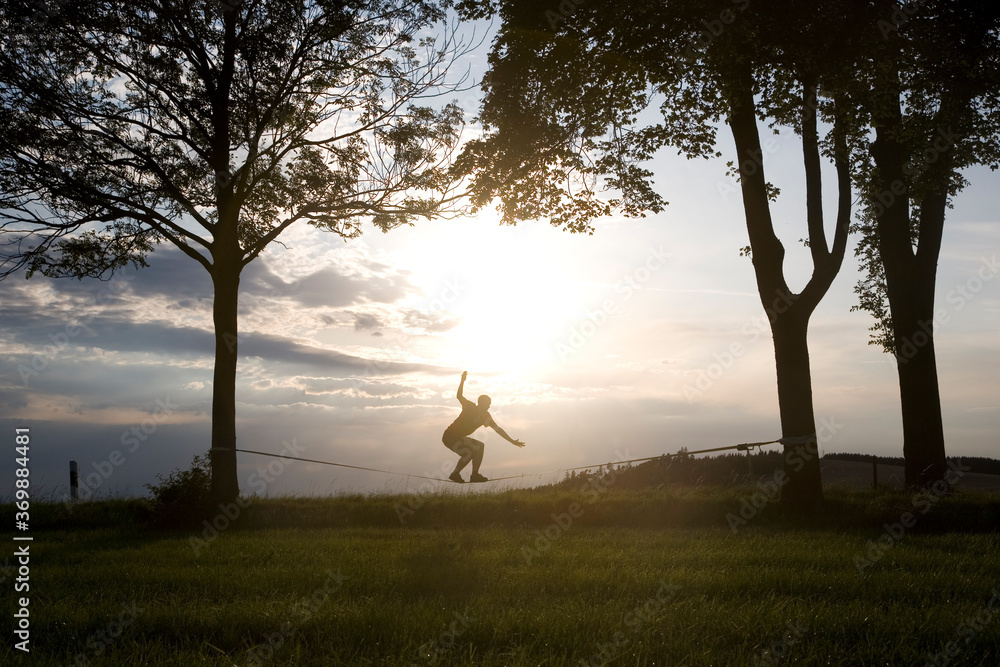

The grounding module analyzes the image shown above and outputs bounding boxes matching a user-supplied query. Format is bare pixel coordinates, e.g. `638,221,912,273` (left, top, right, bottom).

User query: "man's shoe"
449,472,465,483
470,473,489,483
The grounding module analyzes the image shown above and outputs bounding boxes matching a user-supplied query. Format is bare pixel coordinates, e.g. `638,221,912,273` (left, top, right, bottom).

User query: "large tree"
0,0,469,502
848,0,1000,486
457,0,862,507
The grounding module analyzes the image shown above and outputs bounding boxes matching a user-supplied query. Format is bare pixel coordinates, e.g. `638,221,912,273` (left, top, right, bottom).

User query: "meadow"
4,484,1000,666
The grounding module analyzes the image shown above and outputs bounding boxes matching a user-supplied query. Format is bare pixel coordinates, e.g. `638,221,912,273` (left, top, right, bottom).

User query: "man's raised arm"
457,371,474,407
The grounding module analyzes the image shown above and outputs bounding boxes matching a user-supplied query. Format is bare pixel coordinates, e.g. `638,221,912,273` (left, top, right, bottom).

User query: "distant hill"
541,449,1000,492
823,452,1000,476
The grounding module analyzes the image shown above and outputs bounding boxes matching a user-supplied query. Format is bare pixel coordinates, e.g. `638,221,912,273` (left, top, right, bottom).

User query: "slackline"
234,436,799,484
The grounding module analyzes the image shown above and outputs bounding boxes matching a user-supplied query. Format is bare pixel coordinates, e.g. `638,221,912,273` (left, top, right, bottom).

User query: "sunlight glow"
402,214,583,379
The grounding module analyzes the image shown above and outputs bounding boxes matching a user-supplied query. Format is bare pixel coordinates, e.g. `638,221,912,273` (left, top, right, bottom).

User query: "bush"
145,454,212,526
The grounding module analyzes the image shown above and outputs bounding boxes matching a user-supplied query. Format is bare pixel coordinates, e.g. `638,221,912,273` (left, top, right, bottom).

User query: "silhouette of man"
443,371,524,482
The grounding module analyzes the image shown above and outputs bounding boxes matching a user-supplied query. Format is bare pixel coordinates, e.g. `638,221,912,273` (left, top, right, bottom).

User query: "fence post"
871,455,877,490
70,461,79,502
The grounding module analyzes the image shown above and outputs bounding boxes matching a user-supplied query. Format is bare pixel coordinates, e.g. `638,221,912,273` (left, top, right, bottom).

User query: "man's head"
478,395,491,409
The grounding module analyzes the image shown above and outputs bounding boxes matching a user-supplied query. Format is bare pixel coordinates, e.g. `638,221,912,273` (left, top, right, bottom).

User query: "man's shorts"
443,429,477,454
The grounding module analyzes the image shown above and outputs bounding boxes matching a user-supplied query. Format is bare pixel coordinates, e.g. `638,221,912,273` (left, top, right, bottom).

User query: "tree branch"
802,80,829,266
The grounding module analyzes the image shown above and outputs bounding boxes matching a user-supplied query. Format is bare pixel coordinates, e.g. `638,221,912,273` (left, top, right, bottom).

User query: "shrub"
145,453,212,526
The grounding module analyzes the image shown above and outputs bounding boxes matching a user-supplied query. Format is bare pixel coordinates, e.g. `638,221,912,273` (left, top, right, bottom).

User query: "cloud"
402,307,461,333
115,247,214,303
0,242,457,388
353,312,384,332
0,243,425,337
0,388,28,410
3,313,446,378
241,332,446,376
242,255,419,309
109,244,421,310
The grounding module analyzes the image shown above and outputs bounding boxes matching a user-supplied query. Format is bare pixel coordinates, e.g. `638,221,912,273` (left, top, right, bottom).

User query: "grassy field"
5,486,1000,665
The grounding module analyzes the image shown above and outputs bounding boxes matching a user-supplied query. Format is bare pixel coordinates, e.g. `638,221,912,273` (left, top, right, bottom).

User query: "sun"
448,272,560,375
404,214,582,378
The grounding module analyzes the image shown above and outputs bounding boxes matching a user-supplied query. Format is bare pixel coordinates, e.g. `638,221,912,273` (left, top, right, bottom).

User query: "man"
443,371,525,482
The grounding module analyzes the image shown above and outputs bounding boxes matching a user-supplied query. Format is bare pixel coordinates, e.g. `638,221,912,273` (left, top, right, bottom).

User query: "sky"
2,28,998,502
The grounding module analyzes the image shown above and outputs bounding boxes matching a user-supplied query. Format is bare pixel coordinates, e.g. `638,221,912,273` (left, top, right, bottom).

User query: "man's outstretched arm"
490,421,525,448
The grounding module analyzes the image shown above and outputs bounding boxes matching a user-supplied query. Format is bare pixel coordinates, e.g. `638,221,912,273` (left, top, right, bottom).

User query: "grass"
4,486,1000,665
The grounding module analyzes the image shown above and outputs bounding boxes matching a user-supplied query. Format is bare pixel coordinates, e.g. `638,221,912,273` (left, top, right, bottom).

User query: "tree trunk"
889,287,946,485
771,307,823,507
882,260,948,487
210,254,241,503
208,3,241,504
880,232,947,486
871,109,949,487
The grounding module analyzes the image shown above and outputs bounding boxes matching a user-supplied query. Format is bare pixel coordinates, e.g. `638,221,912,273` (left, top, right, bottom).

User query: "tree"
848,0,1000,486
0,0,470,502
456,0,862,507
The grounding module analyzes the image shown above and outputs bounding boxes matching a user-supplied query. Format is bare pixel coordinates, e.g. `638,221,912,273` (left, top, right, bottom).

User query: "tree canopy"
851,0,1000,353
0,0,472,500
456,0,871,506
1,0,468,278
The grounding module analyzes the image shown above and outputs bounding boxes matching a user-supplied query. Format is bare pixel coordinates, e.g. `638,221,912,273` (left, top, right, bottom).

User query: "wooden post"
872,455,878,490
70,461,78,502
